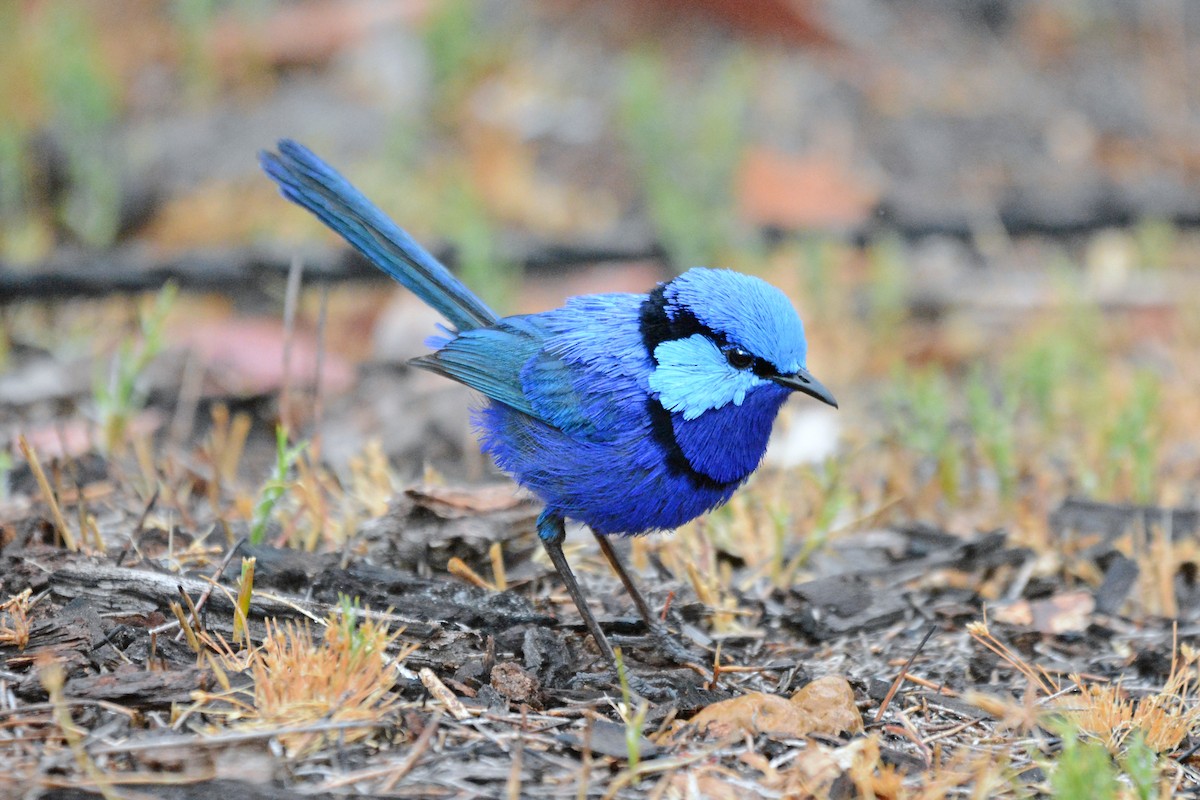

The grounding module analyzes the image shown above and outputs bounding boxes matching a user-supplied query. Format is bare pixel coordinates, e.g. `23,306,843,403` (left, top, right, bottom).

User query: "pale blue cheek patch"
648,335,767,420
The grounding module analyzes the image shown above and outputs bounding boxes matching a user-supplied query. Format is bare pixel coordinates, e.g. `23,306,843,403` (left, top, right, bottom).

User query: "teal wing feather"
413,315,611,441
411,319,543,419
520,352,622,441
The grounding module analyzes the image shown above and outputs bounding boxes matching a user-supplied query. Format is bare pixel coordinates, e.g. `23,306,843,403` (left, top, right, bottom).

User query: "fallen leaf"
786,737,879,791
406,483,534,517
175,319,355,399
738,148,878,231
16,413,162,461
688,676,863,741
992,591,1095,634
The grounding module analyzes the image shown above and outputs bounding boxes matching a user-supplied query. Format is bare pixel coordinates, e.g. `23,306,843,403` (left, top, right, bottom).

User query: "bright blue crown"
665,268,808,373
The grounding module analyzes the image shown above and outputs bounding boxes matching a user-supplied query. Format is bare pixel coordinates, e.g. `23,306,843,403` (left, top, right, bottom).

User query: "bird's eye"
725,347,754,370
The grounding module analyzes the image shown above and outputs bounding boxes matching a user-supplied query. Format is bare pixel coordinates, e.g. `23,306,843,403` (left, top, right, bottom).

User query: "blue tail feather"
259,140,498,333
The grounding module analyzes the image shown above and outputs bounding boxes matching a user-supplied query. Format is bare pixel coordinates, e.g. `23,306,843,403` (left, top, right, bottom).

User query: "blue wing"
413,315,615,441
262,141,639,444
520,351,613,439
412,317,545,420
260,140,497,334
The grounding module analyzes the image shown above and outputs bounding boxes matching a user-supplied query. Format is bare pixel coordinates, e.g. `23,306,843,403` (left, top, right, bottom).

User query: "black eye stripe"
640,286,728,351
726,347,780,377
639,286,781,377
751,358,775,377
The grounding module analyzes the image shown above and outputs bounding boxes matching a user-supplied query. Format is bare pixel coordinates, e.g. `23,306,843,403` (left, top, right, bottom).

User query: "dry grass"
0,588,34,649
3,227,1200,796
1066,643,1200,755
193,600,414,757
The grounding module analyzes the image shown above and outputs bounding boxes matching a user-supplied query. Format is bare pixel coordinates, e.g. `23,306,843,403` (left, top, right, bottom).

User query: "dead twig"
18,435,76,551
381,713,442,792
419,668,471,721
174,537,246,642
315,712,442,791
875,624,937,722
89,718,395,756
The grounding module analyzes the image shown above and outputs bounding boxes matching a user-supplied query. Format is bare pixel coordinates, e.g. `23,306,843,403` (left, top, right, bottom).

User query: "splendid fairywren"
261,140,837,663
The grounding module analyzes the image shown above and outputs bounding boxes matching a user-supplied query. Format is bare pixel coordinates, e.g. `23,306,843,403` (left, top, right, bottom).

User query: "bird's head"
641,268,836,421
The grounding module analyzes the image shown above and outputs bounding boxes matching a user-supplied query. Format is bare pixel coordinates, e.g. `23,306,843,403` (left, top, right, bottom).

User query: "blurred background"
2,0,1199,563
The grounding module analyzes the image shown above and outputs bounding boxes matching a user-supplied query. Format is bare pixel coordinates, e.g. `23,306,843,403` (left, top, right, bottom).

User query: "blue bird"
260,140,837,663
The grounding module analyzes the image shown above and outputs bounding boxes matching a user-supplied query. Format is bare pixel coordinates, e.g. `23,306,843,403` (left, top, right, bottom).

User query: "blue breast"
472,293,788,535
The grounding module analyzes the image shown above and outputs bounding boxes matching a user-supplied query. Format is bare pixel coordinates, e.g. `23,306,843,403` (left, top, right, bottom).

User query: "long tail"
259,139,498,333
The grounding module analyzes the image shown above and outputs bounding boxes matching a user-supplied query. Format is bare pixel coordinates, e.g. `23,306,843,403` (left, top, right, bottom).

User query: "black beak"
771,367,838,408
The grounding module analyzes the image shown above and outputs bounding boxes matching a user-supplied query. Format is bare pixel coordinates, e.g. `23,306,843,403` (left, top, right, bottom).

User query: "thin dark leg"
592,533,658,626
592,530,703,664
537,510,616,663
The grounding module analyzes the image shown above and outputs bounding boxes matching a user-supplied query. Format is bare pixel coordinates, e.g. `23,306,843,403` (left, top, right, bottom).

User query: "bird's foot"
639,618,708,666
571,665,682,703
625,671,684,703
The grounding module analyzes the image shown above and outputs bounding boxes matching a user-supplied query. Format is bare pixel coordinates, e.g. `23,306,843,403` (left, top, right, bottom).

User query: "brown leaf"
688,676,863,741
176,319,355,399
738,148,878,230
406,483,533,517
992,591,1095,634
17,414,162,461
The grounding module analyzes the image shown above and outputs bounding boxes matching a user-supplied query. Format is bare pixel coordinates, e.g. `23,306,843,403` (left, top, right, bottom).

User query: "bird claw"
640,619,708,666
625,672,681,703
573,665,680,704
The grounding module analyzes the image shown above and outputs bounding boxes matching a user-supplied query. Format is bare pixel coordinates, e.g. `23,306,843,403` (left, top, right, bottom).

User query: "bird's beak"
771,367,838,408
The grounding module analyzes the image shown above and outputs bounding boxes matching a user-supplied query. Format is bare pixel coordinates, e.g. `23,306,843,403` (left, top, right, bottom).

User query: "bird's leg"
591,530,703,664
591,532,658,624
537,510,616,663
